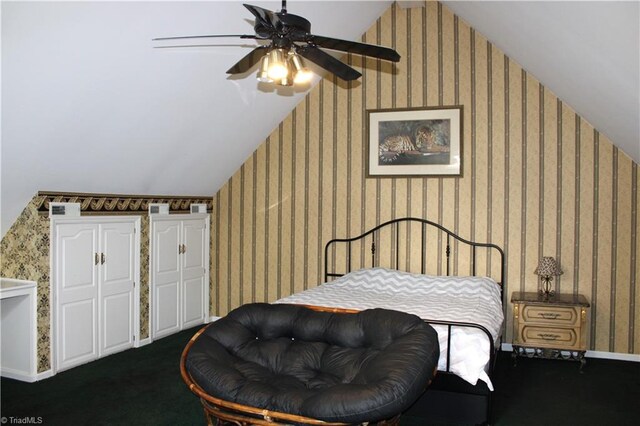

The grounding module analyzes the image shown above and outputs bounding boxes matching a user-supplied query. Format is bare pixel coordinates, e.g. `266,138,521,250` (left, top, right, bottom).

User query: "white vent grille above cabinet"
148,203,169,215
49,202,81,217
190,204,207,214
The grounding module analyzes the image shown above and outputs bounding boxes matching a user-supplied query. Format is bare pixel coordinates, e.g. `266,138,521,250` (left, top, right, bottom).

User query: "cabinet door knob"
182,244,186,254
95,253,100,265
101,253,106,264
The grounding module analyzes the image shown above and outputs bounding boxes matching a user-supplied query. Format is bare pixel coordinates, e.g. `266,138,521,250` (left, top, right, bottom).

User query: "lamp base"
539,277,555,299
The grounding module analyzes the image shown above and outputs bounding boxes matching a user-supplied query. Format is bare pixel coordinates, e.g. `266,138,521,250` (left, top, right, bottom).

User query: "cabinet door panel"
101,224,135,284
183,276,205,328
182,220,206,272
181,219,208,329
56,223,99,372
100,222,135,356
60,227,97,291
155,222,180,275
152,220,182,338
155,281,180,336
60,299,97,369
102,292,133,354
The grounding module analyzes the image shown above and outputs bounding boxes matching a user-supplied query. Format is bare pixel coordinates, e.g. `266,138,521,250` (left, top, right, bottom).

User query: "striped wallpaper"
210,1,639,354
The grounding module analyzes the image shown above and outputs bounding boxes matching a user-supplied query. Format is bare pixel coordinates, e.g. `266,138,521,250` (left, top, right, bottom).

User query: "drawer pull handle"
538,333,560,341
538,312,560,319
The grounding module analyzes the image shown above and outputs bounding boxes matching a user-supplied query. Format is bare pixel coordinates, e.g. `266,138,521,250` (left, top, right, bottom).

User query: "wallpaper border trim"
35,191,212,216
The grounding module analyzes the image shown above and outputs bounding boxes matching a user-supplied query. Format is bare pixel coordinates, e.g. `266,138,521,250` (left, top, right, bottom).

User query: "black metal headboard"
324,217,506,305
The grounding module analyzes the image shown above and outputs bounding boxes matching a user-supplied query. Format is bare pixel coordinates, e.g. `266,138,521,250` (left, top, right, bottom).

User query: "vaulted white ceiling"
442,0,639,165
2,1,638,237
1,0,393,235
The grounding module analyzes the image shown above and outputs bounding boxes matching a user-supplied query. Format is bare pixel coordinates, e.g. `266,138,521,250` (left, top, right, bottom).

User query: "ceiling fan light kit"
153,1,401,87
255,49,311,86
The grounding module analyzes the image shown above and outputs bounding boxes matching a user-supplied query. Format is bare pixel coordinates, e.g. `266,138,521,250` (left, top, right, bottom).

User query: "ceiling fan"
153,1,401,86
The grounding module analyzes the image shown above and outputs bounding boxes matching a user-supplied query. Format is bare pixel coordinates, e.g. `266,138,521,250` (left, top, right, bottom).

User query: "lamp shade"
534,257,563,278
256,55,273,83
290,53,313,84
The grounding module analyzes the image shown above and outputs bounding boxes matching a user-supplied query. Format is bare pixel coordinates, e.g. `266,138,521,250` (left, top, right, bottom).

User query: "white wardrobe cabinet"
150,214,209,340
52,217,140,373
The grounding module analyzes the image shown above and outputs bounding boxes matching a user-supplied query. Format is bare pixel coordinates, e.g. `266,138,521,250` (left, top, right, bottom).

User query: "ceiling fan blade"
152,34,260,41
297,46,361,81
243,4,278,29
154,44,258,50
306,35,400,62
226,46,269,74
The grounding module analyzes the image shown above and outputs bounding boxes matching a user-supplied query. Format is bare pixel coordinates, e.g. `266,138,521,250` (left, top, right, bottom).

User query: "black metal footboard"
423,319,498,425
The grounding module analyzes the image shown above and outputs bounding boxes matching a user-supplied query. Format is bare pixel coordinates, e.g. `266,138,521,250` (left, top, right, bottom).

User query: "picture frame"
367,106,463,177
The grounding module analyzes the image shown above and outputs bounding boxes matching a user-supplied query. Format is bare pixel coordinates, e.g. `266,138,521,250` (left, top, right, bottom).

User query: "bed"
276,217,505,425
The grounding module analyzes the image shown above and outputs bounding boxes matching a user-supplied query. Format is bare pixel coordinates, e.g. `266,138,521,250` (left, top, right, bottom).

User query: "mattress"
275,267,504,390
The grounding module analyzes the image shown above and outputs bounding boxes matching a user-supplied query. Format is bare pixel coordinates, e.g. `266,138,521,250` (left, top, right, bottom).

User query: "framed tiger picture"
367,106,462,177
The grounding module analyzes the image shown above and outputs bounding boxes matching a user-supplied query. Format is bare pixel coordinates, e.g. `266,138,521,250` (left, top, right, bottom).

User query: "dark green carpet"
490,351,640,426
1,327,639,425
1,327,203,425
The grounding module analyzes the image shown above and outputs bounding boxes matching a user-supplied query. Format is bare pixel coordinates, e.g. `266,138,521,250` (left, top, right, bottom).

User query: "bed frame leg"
484,391,493,426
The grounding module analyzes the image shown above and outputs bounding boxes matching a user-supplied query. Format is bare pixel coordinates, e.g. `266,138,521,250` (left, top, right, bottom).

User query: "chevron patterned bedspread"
275,267,504,390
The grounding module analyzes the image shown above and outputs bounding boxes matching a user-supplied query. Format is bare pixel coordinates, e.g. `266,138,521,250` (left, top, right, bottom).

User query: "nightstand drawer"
517,325,580,349
521,305,581,326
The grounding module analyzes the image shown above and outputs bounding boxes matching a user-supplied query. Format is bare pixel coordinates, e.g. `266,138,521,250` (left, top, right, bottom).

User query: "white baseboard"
36,369,54,381
136,337,152,347
2,368,55,383
584,350,640,362
501,343,640,362
209,316,221,322
1,368,37,383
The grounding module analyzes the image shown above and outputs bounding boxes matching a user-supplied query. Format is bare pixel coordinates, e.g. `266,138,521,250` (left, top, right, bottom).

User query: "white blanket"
275,267,504,390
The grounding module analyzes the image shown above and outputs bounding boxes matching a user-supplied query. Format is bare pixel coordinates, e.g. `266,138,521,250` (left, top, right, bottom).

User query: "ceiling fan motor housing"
254,12,311,40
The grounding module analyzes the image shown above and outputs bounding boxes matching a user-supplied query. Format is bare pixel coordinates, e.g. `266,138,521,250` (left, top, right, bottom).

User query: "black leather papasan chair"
181,303,439,425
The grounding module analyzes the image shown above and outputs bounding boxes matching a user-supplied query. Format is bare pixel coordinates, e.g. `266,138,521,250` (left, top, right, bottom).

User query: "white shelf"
1,278,38,382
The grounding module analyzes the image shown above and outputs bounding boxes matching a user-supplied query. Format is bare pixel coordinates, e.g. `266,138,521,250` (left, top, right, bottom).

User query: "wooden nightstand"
511,291,590,368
